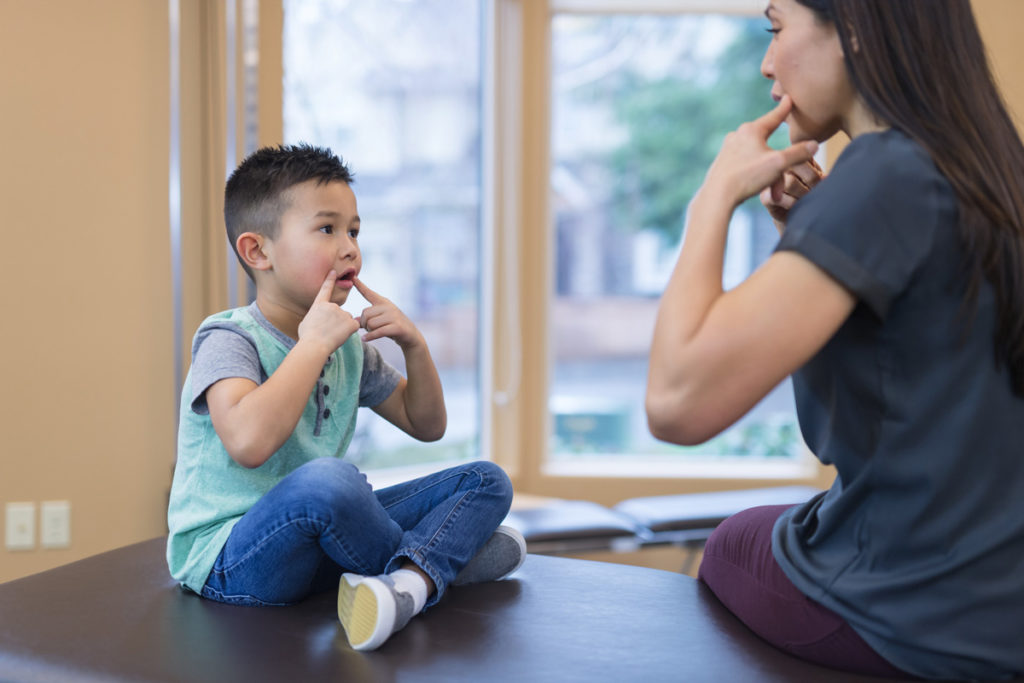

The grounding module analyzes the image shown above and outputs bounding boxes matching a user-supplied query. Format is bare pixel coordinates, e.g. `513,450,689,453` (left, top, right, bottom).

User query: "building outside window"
283,0,807,475
548,10,805,464
283,0,484,470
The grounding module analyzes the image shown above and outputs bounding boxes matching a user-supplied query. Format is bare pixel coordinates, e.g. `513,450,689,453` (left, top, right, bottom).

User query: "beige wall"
1,0,1022,584
0,0,174,582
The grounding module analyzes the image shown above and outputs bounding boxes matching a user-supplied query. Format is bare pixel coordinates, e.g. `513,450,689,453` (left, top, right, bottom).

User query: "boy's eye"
348,228,359,239
765,27,780,35
319,224,333,234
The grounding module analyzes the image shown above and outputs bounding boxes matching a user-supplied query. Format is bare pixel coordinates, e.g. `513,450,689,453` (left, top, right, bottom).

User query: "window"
279,0,821,486
283,0,484,470
548,10,805,466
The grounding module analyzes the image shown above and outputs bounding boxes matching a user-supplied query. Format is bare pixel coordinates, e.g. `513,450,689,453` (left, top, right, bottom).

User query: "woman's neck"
845,97,889,139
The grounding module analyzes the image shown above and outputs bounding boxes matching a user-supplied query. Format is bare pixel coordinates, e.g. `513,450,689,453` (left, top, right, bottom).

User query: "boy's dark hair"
224,143,354,279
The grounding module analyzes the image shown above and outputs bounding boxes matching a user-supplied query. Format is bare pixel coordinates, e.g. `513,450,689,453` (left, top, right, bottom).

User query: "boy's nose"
338,235,358,258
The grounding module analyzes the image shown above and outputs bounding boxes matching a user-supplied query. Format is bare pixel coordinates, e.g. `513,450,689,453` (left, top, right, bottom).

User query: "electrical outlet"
40,500,71,549
5,502,36,550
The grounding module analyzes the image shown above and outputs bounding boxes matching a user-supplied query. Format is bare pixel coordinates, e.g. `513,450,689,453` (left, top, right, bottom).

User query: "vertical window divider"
170,0,183,415
484,0,527,475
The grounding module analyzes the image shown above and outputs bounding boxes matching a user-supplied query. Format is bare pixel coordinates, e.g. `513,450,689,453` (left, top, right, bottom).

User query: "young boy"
167,144,525,651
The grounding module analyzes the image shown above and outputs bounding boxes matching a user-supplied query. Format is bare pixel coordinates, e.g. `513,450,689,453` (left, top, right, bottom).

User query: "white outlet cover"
40,500,71,549
5,502,36,550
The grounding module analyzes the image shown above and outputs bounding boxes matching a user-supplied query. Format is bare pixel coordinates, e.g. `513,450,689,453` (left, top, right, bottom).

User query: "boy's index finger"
315,270,338,303
353,277,384,303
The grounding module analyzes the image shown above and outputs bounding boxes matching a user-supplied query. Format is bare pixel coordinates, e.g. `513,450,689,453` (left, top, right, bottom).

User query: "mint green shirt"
166,305,369,593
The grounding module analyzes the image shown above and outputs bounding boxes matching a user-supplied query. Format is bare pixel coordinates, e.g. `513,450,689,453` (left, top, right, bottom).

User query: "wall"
974,0,1024,126
1,0,1022,584
0,0,174,582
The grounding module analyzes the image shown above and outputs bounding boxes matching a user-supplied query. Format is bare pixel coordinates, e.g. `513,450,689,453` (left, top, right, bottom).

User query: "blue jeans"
200,458,513,608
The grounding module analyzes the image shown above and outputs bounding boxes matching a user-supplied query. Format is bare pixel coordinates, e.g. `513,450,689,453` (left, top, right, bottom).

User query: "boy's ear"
236,232,272,272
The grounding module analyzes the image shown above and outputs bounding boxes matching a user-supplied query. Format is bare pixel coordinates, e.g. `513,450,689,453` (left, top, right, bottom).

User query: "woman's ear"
236,232,272,272
846,22,859,53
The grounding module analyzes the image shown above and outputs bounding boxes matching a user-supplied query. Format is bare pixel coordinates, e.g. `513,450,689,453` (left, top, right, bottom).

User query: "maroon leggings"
698,504,913,679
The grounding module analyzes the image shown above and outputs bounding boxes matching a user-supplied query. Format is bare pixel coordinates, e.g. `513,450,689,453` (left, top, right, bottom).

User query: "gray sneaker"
337,573,417,651
453,525,527,586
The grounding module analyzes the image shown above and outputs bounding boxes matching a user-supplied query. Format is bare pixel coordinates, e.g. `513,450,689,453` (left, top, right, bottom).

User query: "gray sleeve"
776,132,948,320
189,326,264,415
359,340,403,408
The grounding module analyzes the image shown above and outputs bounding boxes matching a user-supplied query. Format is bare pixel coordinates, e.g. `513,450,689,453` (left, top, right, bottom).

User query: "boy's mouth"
336,268,357,289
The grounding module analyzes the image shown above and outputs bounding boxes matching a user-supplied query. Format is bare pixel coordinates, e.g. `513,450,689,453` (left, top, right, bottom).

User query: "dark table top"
0,537,924,682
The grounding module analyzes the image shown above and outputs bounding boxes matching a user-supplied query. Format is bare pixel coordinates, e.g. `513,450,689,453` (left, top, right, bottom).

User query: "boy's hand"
355,278,424,350
297,270,361,355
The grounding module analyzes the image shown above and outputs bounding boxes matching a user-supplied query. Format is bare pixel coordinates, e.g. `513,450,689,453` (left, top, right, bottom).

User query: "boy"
167,144,524,651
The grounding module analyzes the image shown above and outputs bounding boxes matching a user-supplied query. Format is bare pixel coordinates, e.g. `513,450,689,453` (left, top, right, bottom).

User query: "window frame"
255,0,835,499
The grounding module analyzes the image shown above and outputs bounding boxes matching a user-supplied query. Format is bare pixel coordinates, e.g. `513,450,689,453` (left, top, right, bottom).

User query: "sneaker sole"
338,574,395,651
495,525,527,578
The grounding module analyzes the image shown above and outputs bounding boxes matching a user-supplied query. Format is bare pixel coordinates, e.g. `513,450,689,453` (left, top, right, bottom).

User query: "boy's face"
261,179,362,309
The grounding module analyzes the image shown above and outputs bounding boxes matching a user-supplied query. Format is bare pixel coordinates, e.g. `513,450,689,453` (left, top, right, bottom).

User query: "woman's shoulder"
833,129,945,187
802,128,955,222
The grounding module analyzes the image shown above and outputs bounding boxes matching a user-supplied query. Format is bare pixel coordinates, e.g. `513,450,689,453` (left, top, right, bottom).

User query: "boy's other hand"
355,278,424,350
298,270,361,355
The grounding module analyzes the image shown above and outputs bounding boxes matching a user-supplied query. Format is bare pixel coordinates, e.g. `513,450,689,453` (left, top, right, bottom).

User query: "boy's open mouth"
337,268,356,288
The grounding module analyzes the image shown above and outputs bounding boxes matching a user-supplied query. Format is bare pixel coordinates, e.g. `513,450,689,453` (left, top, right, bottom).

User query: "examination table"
0,536,931,682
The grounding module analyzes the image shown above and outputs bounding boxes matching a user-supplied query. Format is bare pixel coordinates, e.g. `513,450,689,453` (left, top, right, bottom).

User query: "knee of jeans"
294,459,372,509
473,460,514,509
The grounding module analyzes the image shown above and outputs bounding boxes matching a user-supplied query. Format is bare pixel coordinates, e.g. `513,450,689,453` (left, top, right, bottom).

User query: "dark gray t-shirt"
189,302,400,414
772,130,1024,680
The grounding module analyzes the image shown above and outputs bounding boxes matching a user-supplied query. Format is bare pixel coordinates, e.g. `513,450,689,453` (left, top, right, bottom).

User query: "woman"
645,1,1024,679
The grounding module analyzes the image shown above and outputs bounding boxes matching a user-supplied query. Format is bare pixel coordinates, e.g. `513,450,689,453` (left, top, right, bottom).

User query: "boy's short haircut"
224,143,355,279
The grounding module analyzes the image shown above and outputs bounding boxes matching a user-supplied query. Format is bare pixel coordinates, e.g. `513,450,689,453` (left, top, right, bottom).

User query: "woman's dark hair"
796,0,1024,395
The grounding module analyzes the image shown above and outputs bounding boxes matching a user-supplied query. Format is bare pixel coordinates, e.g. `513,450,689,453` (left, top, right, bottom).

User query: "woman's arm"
645,97,855,445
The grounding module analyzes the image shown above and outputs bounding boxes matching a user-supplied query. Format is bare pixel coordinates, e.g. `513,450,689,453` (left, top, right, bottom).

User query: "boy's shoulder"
190,305,262,357
194,304,274,341
198,304,257,328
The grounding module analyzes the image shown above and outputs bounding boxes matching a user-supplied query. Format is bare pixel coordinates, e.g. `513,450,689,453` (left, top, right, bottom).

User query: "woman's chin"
787,126,814,145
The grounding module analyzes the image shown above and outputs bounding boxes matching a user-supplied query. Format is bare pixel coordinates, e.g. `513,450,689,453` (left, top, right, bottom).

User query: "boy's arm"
356,278,447,442
206,273,361,468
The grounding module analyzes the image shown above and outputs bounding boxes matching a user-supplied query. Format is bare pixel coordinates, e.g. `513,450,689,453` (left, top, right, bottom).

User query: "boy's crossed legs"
200,457,523,650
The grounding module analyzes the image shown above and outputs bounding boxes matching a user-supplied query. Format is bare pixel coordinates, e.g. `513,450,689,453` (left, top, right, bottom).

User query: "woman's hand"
760,157,824,234
702,95,819,209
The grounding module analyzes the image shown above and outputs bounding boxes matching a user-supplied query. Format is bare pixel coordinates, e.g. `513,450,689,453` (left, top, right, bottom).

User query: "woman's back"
773,128,1024,680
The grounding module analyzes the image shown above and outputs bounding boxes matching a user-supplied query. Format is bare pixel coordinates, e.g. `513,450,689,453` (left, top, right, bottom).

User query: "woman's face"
761,0,856,143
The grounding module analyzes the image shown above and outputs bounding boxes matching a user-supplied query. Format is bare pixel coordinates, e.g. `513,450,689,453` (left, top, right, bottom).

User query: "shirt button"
323,409,331,419
323,385,330,395
320,369,325,378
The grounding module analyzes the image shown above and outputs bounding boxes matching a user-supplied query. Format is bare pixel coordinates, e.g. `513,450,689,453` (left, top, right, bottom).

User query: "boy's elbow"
224,437,273,469
418,418,446,443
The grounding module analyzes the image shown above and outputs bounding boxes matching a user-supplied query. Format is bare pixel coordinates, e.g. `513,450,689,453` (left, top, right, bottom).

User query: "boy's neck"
253,292,302,341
